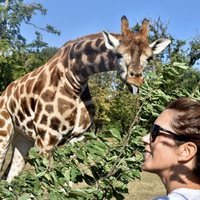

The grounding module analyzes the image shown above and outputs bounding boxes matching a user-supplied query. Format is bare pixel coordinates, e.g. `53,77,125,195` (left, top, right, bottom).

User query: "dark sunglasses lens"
150,124,159,142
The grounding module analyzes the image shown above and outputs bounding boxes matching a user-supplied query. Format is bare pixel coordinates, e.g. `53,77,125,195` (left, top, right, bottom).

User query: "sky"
22,0,200,48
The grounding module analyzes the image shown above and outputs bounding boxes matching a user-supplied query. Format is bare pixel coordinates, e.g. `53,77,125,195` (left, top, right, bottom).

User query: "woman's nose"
142,134,150,144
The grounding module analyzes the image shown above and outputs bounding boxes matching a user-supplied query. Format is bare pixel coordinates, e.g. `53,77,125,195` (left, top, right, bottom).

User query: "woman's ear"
177,142,197,162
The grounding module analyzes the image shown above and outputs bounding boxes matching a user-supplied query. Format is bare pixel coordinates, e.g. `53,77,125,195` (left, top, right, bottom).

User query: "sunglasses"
150,124,187,143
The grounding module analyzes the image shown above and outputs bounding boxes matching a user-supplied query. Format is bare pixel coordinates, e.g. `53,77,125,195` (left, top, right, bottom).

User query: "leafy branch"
103,96,146,179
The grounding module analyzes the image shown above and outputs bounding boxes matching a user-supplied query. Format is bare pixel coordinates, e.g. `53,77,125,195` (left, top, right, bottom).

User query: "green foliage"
20,46,59,73
89,72,138,134
189,35,200,66
0,45,58,92
1,60,198,199
108,90,138,132
0,0,60,50
0,128,143,199
138,62,200,128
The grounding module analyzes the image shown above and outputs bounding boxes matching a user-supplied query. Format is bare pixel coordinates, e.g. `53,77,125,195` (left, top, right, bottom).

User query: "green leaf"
28,147,39,159
112,180,125,189
173,62,189,69
70,167,81,182
103,128,121,141
18,194,32,200
125,157,136,163
42,157,49,166
63,169,71,181
68,189,88,198
84,132,97,139
36,171,46,178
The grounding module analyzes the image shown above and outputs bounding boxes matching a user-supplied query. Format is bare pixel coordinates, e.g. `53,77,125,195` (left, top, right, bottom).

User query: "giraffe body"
0,16,171,182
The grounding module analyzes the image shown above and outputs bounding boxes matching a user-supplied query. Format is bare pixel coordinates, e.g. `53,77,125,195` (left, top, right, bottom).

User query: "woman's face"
142,109,180,176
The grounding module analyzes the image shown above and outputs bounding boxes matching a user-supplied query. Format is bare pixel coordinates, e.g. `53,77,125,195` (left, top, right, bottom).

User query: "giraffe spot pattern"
98,56,107,72
59,85,76,98
5,82,15,97
35,101,43,122
40,115,48,125
19,73,29,84
32,71,46,95
65,110,76,127
49,67,59,87
37,128,46,140
30,66,43,77
50,117,61,131
0,99,4,108
1,110,10,120
26,79,35,94
95,38,102,47
14,116,20,127
30,98,36,112
48,134,58,146
0,130,7,136
13,86,20,102
20,84,24,94
41,90,56,102
9,99,17,113
36,138,43,149
17,110,25,122
49,58,59,72
45,104,54,114
58,98,74,115
0,119,5,127
27,121,34,129
21,97,31,117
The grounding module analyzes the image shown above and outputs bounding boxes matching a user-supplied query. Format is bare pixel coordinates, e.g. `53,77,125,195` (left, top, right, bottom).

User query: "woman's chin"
142,152,153,171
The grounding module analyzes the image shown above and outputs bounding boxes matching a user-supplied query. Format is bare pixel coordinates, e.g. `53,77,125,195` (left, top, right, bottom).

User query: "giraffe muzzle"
126,75,144,87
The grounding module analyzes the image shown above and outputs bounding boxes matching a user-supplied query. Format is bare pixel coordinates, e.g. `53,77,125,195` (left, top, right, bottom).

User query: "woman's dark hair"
166,97,200,178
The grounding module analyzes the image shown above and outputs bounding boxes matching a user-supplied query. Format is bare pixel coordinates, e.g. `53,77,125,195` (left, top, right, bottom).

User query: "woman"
142,97,200,200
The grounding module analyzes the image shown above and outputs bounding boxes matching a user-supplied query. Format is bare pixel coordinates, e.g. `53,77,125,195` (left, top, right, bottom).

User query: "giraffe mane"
64,32,122,44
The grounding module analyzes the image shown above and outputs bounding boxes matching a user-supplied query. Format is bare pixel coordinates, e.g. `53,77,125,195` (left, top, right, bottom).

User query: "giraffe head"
102,16,171,94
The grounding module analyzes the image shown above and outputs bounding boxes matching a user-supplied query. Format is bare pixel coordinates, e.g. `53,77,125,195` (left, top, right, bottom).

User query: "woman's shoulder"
153,188,200,200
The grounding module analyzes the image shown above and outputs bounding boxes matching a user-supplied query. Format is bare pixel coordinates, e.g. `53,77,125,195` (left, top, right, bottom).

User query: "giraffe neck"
59,37,119,93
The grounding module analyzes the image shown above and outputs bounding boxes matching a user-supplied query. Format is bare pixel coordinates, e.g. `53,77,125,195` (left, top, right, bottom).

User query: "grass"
125,172,166,200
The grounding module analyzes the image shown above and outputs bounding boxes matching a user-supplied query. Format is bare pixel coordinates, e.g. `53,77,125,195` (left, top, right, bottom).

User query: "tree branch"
101,95,148,179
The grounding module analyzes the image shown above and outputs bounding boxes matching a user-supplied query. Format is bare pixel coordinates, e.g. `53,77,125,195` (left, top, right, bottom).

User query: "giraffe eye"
116,53,123,59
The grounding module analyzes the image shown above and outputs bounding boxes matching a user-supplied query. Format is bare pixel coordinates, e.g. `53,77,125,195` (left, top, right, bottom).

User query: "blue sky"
22,0,200,48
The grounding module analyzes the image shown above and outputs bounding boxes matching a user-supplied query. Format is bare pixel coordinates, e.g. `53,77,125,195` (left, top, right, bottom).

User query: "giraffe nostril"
129,71,134,77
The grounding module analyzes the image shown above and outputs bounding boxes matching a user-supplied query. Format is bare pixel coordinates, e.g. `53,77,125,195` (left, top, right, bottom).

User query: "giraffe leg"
6,132,34,183
0,109,14,173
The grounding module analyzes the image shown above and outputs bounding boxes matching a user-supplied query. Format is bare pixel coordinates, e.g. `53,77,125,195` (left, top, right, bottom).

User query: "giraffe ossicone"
0,15,170,182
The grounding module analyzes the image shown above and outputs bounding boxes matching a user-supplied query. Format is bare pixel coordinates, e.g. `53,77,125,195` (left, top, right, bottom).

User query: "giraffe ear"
102,31,120,50
149,38,171,54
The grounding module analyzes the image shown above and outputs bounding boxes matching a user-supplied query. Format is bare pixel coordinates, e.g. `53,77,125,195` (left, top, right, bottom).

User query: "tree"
89,72,116,133
0,0,60,91
21,46,58,74
149,17,200,67
0,0,60,50
189,34,200,66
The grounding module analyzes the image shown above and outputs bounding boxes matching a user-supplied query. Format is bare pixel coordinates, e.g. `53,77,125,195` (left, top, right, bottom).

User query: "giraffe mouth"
127,84,139,95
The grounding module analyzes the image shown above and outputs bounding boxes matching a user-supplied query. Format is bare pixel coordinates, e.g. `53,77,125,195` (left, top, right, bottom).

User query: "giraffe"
0,16,170,182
